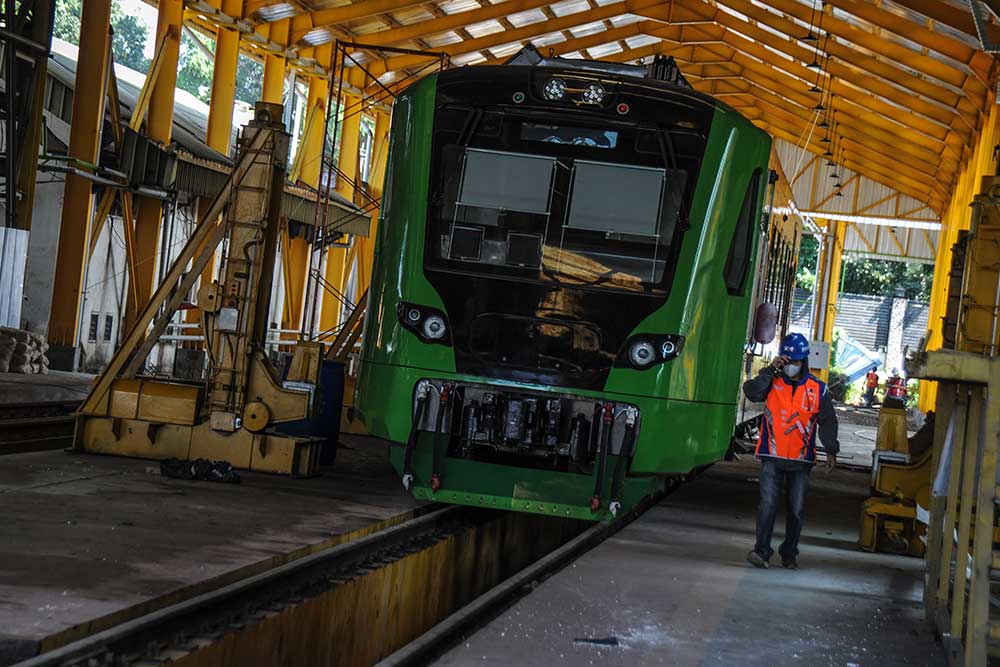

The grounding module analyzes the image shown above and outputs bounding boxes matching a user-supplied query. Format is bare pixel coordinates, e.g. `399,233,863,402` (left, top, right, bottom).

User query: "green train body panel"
356,64,772,519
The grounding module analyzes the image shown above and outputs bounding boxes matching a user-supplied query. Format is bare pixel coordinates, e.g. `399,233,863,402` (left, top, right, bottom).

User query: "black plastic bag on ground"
160,458,241,483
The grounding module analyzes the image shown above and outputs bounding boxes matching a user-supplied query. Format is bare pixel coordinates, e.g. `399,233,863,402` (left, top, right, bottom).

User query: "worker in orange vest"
885,368,907,409
863,369,879,407
743,333,839,570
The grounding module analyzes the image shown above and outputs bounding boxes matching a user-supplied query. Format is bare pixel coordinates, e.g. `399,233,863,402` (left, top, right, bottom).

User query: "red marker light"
617,102,630,115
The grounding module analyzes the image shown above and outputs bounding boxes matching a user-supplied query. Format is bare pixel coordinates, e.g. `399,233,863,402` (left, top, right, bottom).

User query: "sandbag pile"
0,327,50,374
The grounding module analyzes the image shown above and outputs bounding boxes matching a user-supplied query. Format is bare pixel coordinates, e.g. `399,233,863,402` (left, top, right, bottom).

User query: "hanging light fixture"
830,144,844,180
819,99,832,128
802,0,821,42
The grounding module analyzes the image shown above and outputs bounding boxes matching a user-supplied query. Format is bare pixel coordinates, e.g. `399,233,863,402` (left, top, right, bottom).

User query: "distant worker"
743,333,839,570
862,369,879,407
885,368,907,409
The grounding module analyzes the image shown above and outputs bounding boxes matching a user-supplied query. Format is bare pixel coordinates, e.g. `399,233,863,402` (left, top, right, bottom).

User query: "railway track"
0,400,78,454
16,482,672,667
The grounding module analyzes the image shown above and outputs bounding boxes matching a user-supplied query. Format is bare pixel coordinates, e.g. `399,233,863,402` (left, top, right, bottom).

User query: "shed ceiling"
183,0,1000,215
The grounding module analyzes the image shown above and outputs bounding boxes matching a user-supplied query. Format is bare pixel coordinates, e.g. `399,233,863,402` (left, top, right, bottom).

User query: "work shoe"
781,557,799,570
746,550,769,569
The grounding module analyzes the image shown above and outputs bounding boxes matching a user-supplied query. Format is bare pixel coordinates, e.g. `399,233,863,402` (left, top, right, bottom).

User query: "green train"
355,48,774,520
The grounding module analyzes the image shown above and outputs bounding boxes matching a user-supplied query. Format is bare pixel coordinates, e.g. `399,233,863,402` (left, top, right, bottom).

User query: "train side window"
722,167,763,296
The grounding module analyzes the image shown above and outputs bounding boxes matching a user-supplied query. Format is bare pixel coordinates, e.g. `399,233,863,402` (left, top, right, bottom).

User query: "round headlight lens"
662,340,677,357
422,314,447,340
406,308,422,323
581,83,605,105
542,77,566,101
628,340,657,367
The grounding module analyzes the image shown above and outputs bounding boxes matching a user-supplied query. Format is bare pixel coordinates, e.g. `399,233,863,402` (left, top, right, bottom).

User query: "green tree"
234,54,263,105
792,232,933,302
54,0,150,72
841,256,933,301
176,30,214,102
111,9,149,72
795,234,818,292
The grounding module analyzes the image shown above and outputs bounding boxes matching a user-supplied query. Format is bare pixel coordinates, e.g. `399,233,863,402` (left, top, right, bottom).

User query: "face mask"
783,363,802,378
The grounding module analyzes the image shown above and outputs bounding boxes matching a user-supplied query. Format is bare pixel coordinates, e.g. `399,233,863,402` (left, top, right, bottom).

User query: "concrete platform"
435,459,941,667
0,436,422,665
0,370,94,405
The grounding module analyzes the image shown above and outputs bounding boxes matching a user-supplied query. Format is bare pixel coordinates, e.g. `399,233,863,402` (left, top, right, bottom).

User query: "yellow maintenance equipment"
858,172,979,558
74,102,325,476
859,406,931,557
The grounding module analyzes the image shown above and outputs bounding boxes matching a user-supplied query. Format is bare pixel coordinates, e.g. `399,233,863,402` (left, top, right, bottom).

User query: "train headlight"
422,315,447,340
398,302,452,346
581,83,605,105
542,77,566,101
618,334,684,369
628,340,657,367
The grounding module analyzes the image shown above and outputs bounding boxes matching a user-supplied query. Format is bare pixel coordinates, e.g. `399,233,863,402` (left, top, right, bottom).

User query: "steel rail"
15,505,466,667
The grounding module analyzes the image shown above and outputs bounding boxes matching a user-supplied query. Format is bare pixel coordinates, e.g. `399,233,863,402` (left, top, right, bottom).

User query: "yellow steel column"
810,220,845,382
920,102,1000,411
320,80,363,330
184,0,243,343
821,221,846,345
48,0,111,346
124,0,182,333
356,109,390,295
281,233,310,332
207,0,243,154
261,19,289,104
299,45,331,188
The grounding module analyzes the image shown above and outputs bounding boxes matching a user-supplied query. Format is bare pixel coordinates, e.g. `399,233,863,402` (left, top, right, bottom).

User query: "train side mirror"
752,303,778,344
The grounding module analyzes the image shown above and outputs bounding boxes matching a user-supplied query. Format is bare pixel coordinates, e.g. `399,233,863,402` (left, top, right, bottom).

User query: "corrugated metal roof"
775,137,938,263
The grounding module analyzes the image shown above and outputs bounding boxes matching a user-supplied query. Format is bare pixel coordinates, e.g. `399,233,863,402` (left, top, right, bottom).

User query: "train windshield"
425,108,704,294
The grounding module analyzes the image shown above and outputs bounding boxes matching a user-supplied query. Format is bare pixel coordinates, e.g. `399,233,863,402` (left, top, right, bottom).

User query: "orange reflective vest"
866,371,879,389
887,377,907,400
756,374,826,463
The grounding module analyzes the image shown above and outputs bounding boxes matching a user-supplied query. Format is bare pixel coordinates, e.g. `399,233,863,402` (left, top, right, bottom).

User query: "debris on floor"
160,458,241,483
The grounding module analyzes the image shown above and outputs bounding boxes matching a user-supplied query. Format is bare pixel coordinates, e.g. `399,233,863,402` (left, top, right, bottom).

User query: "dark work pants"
753,457,811,561
863,387,876,406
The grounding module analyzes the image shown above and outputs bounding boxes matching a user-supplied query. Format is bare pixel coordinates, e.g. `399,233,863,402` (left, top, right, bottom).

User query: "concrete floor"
0,437,420,665
435,459,941,667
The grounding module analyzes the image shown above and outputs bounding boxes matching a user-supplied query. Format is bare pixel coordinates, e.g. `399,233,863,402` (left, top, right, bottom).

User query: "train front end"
356,54,771,520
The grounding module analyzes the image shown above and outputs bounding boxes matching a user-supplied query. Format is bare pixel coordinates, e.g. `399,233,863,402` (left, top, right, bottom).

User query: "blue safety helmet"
780,333,810,361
